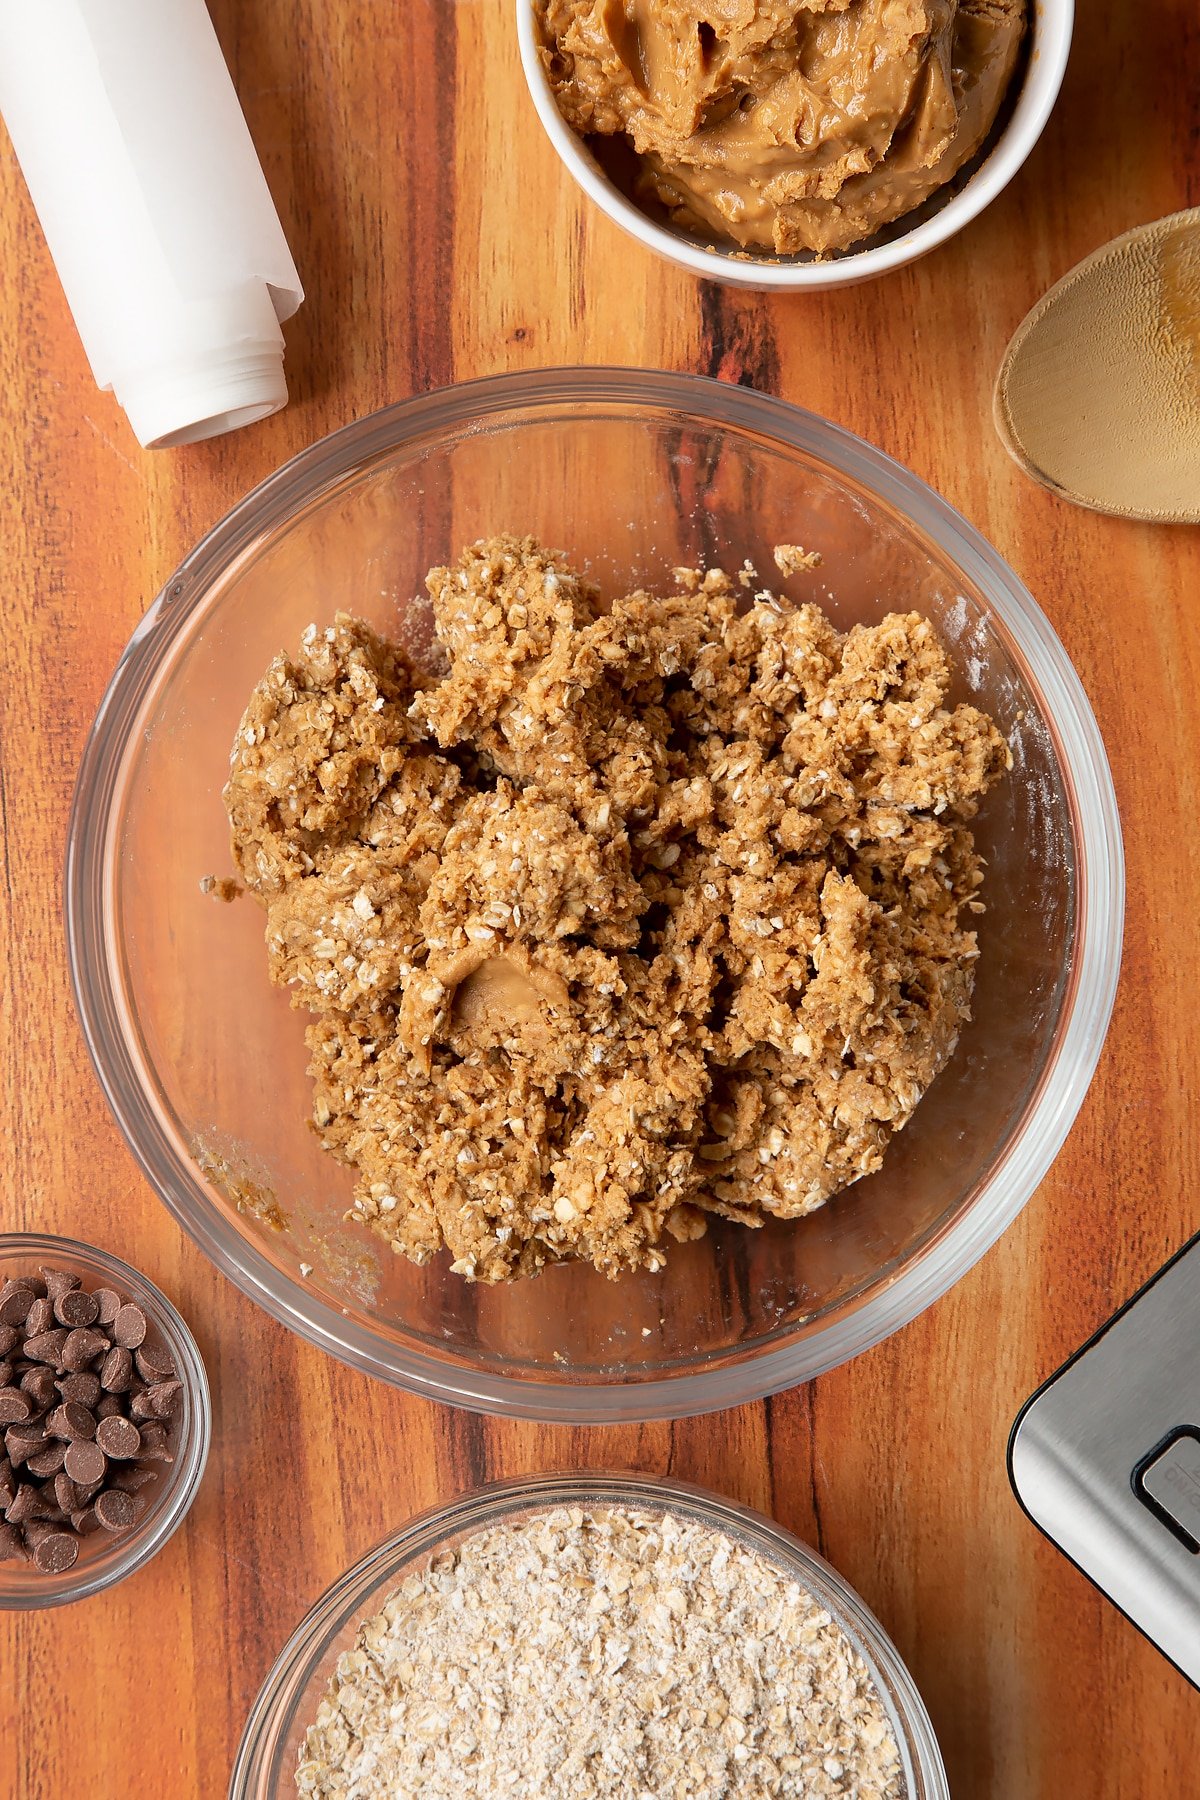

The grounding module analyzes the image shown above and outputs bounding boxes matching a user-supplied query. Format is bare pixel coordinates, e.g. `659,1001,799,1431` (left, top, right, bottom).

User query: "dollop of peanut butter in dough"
536,0,1027,256
225,536,1010,1282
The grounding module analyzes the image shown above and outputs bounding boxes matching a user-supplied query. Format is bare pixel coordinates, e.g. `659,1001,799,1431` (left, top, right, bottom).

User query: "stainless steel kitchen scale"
1009,1231,1200,1687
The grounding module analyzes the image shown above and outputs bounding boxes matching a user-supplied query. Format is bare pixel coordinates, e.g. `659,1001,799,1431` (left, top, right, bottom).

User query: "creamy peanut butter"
537,0,1027,256
448,950,571,1053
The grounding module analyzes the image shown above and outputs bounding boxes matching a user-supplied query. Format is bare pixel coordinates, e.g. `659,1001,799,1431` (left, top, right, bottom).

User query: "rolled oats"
295,1506,904,1799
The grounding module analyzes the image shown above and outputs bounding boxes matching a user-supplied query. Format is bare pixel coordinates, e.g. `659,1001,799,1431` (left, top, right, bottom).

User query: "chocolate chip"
0,1325,18,1357
62,1439,106,1486
45,1402,96,1442
25,1521,79,1573
95,1415,140,1460
0,1520,26,1561
99,1346,133,1393
56,1372,101,1409
0,1458,15,1510
109,1464,156,1495
111,1305,147,1350
5,1482,44,1525
0,1284,35,1327
23,1329,68,1367
4,1421,47,1467
19,1366,59,1413
35,1483,68,1523
60,1328,108,1372
134,1343,176,1383
156,1378,183,1416
53,1473,82,1515
93,1289,121,1326
131,1381,182,1422
69,1507,99,1535
134,1422,173,1464
95,1394,124,1420
24,1296,55,1338
24,1442,67,1479
94,1488,137,1532
53,1288,99,1329
0,1387,32,1425
39,1269,80,1302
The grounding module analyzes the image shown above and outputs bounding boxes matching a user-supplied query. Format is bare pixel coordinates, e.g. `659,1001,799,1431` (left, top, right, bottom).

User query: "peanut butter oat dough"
536,0,1027,256
225,535,1009,1283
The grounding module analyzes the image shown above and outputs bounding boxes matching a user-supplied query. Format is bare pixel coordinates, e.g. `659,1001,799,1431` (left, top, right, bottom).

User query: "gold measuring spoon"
994,208,1200,524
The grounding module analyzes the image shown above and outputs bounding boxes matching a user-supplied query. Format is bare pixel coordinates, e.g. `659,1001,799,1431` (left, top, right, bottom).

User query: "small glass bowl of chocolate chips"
0,1234,210,1608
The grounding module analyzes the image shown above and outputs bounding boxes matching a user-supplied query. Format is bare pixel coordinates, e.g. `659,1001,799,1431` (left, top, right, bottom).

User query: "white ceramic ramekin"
517,0,1074,291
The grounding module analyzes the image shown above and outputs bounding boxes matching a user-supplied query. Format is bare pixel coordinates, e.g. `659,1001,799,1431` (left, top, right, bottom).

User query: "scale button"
1140,1430,1200,1550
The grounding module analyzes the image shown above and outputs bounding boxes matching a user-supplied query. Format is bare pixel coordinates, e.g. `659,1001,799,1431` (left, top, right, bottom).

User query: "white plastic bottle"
0,0,304,447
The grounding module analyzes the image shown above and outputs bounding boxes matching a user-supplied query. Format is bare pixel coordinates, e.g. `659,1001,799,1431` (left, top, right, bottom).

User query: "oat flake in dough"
225,534,1009,1283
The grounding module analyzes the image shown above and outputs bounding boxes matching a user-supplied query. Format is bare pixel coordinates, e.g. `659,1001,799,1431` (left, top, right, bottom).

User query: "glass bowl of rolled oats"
68,368,1123,1420
230,1472,949,1799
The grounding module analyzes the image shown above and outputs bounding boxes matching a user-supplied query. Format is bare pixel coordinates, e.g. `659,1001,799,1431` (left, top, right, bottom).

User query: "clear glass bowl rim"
0,1231,211,1609
228,1469,950,1800
65,366,1125,1422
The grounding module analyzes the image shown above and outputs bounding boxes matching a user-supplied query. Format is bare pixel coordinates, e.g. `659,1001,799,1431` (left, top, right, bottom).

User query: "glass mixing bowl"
67,368,1123,1421
229,1472,949,1800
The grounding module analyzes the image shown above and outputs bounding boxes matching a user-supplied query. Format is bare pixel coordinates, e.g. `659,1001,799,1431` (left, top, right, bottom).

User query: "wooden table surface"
2,3,1198,1794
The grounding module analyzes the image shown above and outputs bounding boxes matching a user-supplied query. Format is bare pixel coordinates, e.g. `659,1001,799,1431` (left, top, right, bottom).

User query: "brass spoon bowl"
994,209,1200,524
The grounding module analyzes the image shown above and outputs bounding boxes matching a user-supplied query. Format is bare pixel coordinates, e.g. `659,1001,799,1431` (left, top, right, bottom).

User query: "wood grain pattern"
1,2,1198,1794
